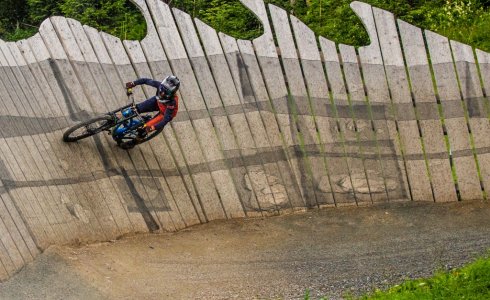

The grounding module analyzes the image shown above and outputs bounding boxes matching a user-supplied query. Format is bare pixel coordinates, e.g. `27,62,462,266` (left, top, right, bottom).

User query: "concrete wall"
0,0,489,280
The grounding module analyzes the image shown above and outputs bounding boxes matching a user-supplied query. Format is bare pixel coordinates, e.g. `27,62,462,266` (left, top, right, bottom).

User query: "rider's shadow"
115,170,171,232
92,135,170,232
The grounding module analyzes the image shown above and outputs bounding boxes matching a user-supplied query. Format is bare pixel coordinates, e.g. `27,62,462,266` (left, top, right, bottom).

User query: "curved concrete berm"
0,0,489,280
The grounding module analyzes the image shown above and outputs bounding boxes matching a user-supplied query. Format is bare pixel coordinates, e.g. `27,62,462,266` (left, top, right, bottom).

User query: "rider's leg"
135,96,159,113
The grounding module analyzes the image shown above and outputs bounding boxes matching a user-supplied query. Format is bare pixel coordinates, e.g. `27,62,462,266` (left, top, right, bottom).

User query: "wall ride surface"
0,0,488,280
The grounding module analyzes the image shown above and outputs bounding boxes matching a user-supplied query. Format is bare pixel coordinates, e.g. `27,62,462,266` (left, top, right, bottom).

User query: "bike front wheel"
63,115,114,142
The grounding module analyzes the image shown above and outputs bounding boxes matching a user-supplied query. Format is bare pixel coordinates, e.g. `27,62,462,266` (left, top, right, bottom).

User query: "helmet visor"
160,78,178,95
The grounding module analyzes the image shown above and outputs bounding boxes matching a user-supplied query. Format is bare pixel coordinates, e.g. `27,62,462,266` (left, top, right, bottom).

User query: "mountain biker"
125,75,180,140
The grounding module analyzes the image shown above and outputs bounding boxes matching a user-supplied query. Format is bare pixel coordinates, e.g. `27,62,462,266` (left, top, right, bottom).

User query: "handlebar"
125,87,143,120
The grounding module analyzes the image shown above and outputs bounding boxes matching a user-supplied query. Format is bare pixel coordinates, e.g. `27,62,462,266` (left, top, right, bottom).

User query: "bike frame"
106,90,147,140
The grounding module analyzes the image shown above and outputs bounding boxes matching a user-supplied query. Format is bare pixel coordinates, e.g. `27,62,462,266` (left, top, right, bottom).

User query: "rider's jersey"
146,96,179,130
133,78,179,130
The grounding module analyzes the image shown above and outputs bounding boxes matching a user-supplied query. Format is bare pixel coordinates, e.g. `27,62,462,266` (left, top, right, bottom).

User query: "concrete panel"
220,34,291,214
122,40,188,230
4,41,114,243
123,39,211,226
0,237,15,279
95,31,178,232
338,44,389,201
38,18,140,235
236,40,305,210
320,38,372,204
0,43,71,246
193,17,283,215
244,2,305,209
36,20,131,237
65,19,159,233
269,4,333,207
82,26,183,231
0,63,74,246
451,40,490,198
477,49,490,102
172,11,262,217
351,1,410,202
397,20,457,202
16,37,140,238
145,0,228,221
1,39,71,251
0,144,53,249
0,190,38,262
0,210,25,273
291,15,357,206
124,10,206,225
373,8,433,201
161,11,250,218
425,30,482,200
10,38,128,241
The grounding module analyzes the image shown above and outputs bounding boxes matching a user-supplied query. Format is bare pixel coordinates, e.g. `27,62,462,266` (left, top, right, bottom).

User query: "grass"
304,252,490,300
351,253,490,300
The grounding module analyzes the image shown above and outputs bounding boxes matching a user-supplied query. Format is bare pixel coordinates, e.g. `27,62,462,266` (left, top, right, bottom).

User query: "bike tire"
116,127,163,150
63,115,113,142
143,127,163,143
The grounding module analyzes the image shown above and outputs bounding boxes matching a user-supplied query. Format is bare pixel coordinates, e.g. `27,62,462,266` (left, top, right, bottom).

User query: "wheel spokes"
70,118,110,139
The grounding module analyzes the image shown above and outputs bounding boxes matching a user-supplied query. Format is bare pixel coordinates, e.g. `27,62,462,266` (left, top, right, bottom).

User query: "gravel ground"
1,200,489,299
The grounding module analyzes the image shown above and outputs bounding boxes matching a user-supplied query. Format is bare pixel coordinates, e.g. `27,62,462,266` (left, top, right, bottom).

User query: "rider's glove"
126,81,136,88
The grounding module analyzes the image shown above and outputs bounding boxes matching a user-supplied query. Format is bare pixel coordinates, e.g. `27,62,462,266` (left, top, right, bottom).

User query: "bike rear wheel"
63,115,113,142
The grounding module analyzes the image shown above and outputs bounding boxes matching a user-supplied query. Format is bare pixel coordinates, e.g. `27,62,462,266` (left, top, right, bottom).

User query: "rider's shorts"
136,96,158,113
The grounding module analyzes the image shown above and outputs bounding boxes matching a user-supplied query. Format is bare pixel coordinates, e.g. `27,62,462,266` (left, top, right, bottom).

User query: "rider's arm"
132,78,161,89
153,105,175,131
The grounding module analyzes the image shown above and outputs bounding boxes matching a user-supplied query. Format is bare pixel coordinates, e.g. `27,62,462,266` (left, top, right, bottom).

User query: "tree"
0,0,146,41
0,0,30,40
58,0,146,40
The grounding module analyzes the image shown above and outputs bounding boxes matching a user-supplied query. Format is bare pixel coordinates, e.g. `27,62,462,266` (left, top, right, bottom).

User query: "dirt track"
1,200,489,299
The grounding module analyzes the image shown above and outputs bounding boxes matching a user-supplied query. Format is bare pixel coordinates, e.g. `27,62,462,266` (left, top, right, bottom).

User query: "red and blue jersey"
133,78,179,130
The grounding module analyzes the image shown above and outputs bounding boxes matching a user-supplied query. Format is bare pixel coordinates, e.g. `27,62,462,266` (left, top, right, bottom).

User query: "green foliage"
348,253,490,299
171,0,490,51
196,0,262,40
0,0,145,41
2,28,38,42
27,0,61,23
418,0,490,52
58,0,146,41
0,0,28,38
266,0,490,51
0,0,489,52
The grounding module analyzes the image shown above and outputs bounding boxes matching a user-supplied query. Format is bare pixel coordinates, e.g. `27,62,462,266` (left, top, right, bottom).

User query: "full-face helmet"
158,75,180,102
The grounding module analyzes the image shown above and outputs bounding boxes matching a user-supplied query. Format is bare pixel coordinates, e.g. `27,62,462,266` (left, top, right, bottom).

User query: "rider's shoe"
136,127,147,139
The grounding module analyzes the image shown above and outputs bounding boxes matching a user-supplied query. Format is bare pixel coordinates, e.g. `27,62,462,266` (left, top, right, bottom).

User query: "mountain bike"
62,88,162,149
